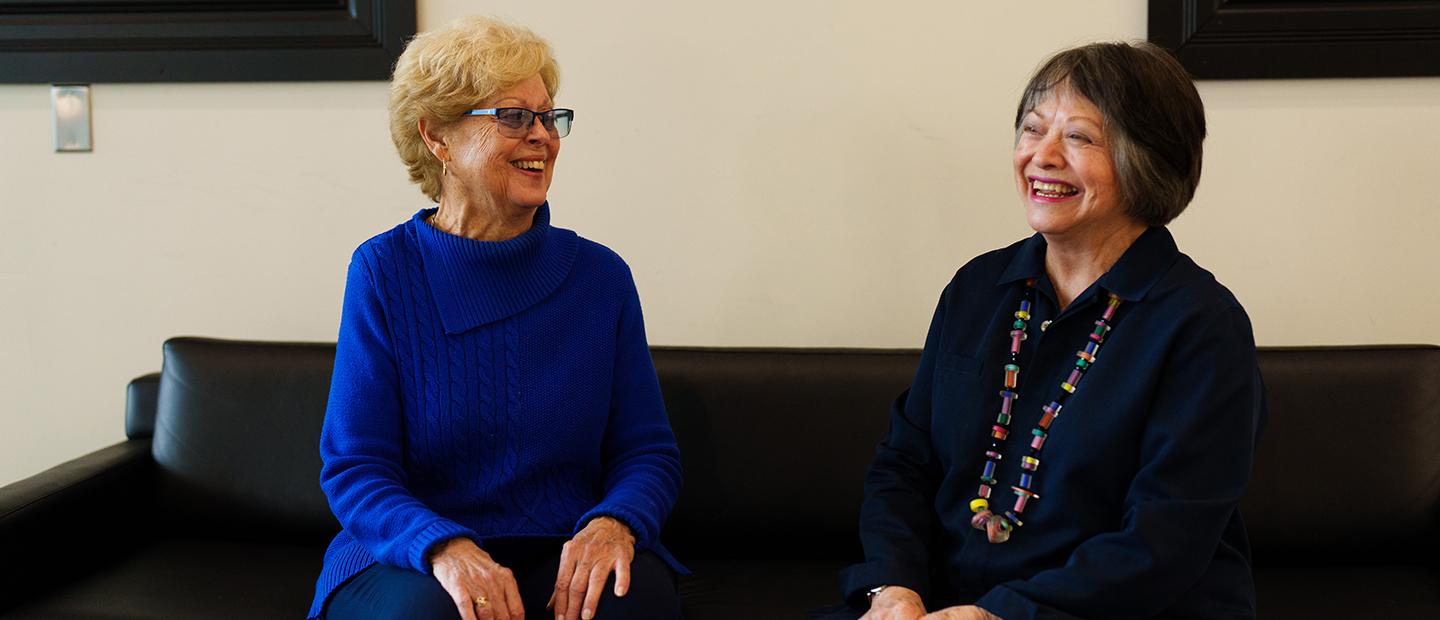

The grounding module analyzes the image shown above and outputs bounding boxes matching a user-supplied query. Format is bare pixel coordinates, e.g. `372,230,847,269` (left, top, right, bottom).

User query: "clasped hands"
429,516,636,620
862,585,1001,620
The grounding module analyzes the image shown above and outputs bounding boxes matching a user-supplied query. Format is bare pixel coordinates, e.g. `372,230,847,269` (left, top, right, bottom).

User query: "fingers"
556,537,634,620
439,569,481,620
612,557,631,597
434,541,518,620
920,611,959,620
579,561,611,620
452,592,479,620
489,564,520,620
553,542,577,619
503,569,525,620
474,589,499,620
566,562,588,620
863,589,927,620
449,566,517,620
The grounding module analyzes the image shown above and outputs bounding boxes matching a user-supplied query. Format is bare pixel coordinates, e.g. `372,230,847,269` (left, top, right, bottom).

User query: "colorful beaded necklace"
968,278,1122,543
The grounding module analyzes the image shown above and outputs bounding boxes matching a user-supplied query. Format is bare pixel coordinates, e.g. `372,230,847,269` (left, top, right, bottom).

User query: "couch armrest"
0,439,156,609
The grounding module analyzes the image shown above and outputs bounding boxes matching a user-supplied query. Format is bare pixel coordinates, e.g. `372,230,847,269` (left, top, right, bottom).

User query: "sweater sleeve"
839,285,951,606
319,251,479,574
575,266,683,550
974,308,1265,620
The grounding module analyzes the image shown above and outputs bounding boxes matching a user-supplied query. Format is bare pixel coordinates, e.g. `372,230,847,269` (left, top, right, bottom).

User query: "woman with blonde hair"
309,16,684,620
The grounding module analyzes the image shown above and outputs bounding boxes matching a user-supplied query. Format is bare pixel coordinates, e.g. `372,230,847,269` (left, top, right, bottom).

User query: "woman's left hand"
551,516,636,620
920,605,1001,620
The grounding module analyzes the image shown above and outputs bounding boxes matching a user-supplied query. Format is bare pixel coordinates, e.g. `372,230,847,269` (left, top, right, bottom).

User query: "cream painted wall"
3,1,1438,485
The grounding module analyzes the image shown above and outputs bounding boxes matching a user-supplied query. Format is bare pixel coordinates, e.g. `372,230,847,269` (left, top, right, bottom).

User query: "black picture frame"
1148,0,1440,79
0,0,416,83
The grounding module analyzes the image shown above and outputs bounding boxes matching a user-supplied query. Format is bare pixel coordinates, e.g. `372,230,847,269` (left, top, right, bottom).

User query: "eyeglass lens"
494,108,572,139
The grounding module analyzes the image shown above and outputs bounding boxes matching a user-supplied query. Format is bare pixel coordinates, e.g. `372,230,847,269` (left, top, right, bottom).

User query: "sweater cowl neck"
411,202,578,335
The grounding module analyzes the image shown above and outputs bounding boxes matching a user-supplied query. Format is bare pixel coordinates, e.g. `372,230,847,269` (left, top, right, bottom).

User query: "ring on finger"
474,594,489,608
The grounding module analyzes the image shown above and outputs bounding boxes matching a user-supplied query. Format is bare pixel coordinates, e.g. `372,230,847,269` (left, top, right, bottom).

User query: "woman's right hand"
429,537,525,620
861,586,927,620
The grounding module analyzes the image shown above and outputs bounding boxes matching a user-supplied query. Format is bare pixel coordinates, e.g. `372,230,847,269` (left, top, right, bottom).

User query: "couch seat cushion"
679,558,848,619
1255,565,1440,620
8,538,323,619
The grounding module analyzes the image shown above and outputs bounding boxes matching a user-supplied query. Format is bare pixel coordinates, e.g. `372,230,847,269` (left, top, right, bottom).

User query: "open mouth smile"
510,159,545,173
1030,178,1079,200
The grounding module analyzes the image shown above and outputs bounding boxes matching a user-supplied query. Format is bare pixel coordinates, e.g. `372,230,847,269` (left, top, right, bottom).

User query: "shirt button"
1040,320,1052,332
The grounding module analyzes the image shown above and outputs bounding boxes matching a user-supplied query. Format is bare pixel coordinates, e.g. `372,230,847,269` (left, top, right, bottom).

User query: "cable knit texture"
308,204,684,618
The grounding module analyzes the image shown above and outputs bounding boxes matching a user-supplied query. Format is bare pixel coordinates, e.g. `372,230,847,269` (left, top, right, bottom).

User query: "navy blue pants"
324,538,681,619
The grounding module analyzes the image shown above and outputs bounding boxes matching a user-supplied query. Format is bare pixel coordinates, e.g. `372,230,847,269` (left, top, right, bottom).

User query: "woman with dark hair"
829,41,1266,620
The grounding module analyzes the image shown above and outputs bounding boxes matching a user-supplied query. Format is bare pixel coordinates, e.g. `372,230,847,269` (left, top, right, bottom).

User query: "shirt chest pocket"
936,353,982,377
931,354,990,452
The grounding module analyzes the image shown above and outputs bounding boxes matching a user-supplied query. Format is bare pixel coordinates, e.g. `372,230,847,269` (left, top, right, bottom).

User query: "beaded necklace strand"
968,278,1123,543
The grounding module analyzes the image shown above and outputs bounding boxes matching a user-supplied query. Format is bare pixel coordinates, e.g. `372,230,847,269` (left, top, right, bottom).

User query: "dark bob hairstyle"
1015,41,1206,227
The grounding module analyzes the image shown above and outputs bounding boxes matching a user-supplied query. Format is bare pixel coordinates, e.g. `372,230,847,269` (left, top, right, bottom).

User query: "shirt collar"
996,226,1180,302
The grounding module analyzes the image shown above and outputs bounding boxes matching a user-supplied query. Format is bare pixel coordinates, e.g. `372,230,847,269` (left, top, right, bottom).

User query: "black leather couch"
2,338,1437,619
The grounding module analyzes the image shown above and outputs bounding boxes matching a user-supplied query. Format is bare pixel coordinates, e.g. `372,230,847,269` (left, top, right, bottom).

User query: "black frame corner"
0,0,416,83
1148,0,1440,79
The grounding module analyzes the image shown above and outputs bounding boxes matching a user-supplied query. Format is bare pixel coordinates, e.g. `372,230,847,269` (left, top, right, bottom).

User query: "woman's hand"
429,537,525,620
551,516,636,620
920,605,1001,620
861,586,927,620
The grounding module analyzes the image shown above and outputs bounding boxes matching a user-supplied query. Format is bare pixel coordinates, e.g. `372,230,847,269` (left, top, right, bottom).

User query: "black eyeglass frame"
461,107,575,139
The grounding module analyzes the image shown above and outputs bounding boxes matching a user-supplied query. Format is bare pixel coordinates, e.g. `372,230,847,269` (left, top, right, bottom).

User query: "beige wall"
3,0,1438,485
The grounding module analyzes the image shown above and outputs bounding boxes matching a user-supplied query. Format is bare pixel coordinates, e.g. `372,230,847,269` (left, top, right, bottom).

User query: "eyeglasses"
461,107,574,139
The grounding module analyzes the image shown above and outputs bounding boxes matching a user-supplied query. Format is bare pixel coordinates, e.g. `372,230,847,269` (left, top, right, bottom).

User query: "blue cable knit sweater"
308,204,683,618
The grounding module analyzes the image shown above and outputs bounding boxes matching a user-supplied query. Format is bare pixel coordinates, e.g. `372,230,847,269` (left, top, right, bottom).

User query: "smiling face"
1013,87,1136,244
438,73,559,215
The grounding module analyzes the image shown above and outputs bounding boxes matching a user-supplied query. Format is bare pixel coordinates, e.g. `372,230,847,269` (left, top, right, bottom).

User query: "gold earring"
442,160,449,176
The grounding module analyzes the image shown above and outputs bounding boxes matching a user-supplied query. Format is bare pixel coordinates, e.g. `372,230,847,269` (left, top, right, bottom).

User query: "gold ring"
475,595,489,608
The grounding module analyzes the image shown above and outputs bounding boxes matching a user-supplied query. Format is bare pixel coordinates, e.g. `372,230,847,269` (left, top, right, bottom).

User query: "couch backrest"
125,372,160,440
152,337,339,540
654,346,1440,563
653,347,915,560
1240,345,1440,564
134,340,1440,563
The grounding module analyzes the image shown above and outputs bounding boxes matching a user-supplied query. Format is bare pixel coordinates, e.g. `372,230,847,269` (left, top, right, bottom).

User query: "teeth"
511,160,545,171
1030,179,1077,196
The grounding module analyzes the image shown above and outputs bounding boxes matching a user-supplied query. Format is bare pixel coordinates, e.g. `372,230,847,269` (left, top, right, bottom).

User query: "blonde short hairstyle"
388,16,560,201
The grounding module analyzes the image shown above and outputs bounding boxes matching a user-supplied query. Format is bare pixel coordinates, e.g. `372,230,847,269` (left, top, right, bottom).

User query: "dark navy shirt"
842,227,1266,619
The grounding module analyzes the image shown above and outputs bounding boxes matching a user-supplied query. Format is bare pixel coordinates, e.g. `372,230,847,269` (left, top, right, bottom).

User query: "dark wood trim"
0,0,414,82
1148,0,1440,79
